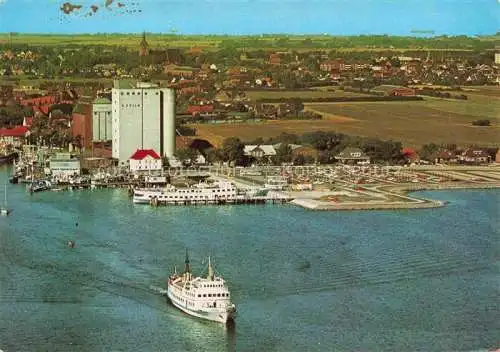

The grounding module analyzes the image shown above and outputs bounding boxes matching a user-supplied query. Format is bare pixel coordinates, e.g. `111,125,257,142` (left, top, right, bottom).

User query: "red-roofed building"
187,105,214,116
436,150,458,164
129,149,163,173
33,105,51,116
269,53,281,65
20,95,58,107
458,148,491,164
402,147,420,164
0,125,29,148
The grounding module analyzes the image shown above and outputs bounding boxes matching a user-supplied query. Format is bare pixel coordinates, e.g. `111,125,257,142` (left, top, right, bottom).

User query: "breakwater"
290,182,500,211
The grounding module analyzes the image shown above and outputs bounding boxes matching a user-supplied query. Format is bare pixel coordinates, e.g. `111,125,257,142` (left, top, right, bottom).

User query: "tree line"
176,131,407,166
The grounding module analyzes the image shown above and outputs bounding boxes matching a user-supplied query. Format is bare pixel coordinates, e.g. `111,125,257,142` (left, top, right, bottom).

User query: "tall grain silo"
162,88,176,158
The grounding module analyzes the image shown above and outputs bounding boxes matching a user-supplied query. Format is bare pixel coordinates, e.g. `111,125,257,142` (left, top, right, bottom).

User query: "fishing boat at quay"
167,251,236,324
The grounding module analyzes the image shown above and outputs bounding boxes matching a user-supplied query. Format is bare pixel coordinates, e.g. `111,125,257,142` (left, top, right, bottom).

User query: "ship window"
208,294,212,297
197,294,201,297
203,294,206,297
217,293,221,297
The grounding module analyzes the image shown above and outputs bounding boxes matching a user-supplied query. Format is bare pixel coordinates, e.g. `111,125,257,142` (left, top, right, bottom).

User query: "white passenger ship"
167,252,236,324
133,180,238,204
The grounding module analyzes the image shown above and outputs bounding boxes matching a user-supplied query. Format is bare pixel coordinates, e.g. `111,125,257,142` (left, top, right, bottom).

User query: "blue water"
0,167,498,352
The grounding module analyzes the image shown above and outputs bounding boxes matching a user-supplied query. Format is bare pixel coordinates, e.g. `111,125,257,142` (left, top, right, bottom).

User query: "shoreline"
289,182,500,211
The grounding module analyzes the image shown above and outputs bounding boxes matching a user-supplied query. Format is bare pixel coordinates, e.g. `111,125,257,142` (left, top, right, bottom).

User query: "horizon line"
0,32,499,38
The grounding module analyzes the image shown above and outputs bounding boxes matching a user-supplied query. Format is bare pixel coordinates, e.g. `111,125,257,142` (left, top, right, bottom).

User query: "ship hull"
167,286,234,324
0,152,18,165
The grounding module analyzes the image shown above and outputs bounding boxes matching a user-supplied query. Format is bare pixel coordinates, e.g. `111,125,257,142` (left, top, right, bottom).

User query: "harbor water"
0,167,498,351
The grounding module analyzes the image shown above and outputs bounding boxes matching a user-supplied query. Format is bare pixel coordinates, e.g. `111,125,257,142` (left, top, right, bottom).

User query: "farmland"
243,89,368,101
192,88,500,148
0,33,496,51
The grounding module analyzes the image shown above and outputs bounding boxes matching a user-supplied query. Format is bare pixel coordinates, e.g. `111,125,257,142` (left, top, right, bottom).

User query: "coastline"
289,182,500,211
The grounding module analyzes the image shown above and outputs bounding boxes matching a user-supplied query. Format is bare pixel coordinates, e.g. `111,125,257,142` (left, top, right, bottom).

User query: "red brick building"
71,103,93,149
19,95,57,107
187,104,214,116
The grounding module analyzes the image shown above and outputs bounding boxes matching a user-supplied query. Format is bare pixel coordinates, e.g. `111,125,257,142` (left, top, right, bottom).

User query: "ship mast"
184,249,191,274
207,256,214,281
184,249,192,281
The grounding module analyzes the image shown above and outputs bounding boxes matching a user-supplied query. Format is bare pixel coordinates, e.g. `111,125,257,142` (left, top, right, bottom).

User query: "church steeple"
139,31,150,57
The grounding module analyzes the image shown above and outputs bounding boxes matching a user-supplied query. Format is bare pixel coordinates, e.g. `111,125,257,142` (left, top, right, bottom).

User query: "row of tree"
175,131,408,166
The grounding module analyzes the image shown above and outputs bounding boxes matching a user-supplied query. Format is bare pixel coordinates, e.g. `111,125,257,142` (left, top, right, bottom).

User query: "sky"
0,0,498,36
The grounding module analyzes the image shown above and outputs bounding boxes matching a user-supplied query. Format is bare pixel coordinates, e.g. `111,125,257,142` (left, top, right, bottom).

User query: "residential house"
129,149,163,173
163,64,198,79
0,125,29,148
269,53,281,65
435,150,458,164
335,147,370,164
244,145,276,163
187,104,214,116
320,60,345,72
458,148,491,164
290,145,319,164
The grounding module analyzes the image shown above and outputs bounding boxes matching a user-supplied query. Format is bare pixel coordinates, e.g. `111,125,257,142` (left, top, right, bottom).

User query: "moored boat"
28,180,52,193
167,251,236,324
133,180,238,205
0,152,18,165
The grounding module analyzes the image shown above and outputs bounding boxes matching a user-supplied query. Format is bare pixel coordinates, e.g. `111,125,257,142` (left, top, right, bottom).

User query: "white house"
129,149,163,173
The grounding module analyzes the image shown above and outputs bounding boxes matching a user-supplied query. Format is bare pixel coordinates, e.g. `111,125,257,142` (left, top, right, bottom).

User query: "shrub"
472,119,490,126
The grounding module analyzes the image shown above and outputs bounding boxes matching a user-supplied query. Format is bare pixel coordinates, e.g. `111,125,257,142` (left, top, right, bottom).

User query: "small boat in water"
9,175,19,184
28,180,52,193
167,251,236,324
0,152,18,165
1,184,11,216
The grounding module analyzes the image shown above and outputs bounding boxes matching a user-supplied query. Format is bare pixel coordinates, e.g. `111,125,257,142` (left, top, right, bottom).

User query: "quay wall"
291,198,446,211
291,182,499,211
383,182,500,194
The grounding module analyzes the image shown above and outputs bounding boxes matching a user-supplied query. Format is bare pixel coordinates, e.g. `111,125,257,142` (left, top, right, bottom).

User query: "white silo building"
92,97,112,142
111,81,176,165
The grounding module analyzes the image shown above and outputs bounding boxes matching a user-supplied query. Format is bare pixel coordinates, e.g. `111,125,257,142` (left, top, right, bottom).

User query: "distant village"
0,34,499,182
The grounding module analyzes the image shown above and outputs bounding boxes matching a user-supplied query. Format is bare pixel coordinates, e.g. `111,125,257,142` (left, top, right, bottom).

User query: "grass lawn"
191,94,500,148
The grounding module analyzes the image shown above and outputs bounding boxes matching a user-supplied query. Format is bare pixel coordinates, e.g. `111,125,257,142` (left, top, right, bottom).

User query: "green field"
0,33,496,52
